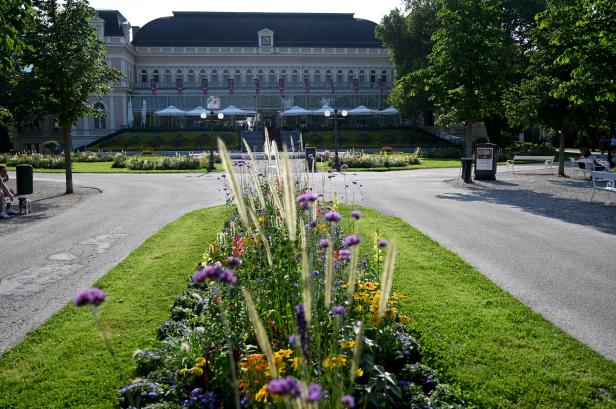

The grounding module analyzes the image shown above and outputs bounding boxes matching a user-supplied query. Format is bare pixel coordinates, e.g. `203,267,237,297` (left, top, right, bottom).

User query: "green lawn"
1,161,223,173
1,204,614,408
349,206,616,408
0,206,229,409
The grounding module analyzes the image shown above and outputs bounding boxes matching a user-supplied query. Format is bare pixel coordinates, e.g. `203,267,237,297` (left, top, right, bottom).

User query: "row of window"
139,68,389,86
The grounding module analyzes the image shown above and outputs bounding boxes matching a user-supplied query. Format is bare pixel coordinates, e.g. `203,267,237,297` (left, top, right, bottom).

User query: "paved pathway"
333,166,616,360
1,166,615,362
0,172,224,354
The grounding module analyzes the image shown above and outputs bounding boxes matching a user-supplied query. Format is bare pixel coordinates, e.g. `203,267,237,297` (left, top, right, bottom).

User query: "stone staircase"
240,130,264,152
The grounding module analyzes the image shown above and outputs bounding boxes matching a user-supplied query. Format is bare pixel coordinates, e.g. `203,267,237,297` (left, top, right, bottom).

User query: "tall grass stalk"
350,321,365,380
249,208,273,267
242,289,278,378
324,238,334,307
218,138,248,227
242,141,266,209
377,241,397,319
346,248,360,305
281,145,297,241
300,230,312,327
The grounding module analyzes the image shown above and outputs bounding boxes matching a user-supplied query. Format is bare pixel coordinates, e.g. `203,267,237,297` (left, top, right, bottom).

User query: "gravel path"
329,165,616,360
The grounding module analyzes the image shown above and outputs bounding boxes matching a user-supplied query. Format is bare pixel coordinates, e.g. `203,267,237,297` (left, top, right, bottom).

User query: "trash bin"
475,143,497,180
16,164,34,195
461,157,473,184
305,146,317,172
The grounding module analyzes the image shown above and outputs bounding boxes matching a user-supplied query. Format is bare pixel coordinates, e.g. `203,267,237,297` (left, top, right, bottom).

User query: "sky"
88,0,406,27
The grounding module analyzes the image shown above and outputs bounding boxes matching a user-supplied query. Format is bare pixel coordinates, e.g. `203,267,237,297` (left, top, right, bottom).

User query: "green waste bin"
16,164,33,195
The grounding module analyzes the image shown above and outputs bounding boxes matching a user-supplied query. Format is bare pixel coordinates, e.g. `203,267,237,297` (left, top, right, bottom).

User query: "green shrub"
125,155,204,170
497,142,556,161
326,149,421,168
72,151,119,162
5,153,65,169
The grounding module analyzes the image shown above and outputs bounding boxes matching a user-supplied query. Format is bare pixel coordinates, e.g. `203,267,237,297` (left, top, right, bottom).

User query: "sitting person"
0,166,17,219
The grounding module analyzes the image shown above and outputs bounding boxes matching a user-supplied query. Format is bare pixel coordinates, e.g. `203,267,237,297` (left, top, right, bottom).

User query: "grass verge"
347,205,616,408
0,206,228,409
317,158,463,172
1,161,223,173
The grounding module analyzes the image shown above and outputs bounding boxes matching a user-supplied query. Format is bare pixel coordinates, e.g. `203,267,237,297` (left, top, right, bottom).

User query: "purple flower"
296,192,318,205
227,257,241,268
74,288,106,307
319,239,330,249
288,334,298,344
306,383,324,402
267,376,302,398
341,164,349,170
338,249,352,260
307,219,318,229
192,264,222,282
342,395,356,407
295,304,310,362
351,210,362,220
342,235,361,248
330,306,346,316
219,268,237,284
377,239,388,249
324,210,341,223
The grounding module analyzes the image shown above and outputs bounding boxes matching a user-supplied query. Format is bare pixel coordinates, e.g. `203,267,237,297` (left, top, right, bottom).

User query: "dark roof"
97,10,127,37
132,12,382,48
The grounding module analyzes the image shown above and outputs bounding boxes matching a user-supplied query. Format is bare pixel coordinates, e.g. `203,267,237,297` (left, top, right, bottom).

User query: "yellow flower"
178,368,188,376
291,357,300,371
384,308,398,319
339,340,356,349
360,282,378,291
191,366,204,377
273,349,293,373
255,384,269,402
353,305,363,313
353,292,369,301
400,315,412,324
323,355,348,369
356,368,364,377
393,291,406,299
274,349,293,359
195,357,207,368
258,216,264,224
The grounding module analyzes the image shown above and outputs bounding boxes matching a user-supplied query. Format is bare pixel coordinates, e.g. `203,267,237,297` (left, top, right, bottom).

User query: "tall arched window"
370,70,376,85
140,69,148,83
234,69,242,84
188,69,195,83
164,69,172,84
199,69,207,82
245,69,253,83
268,69,276,84
348,70,355,83
280,69,287,83
93,102,106,130
381,69,387,84
291,69,299,84
222,69,230,82
336,69,344,84
211,69,219,84
314,69,321,83
325,70,332,82
359,70,365,84
175,69,183,82
303,69,310,81
257,69,265,84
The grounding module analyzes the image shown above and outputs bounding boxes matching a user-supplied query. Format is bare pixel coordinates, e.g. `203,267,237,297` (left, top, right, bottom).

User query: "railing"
130,81,392,91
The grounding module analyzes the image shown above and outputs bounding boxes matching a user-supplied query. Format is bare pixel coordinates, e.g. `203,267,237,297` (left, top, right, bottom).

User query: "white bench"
570,158,610,178
590,171,616,200
506,155,554,172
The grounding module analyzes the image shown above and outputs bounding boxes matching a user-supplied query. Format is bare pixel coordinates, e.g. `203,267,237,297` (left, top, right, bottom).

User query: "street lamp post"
324,107,348,170
201,110,225,172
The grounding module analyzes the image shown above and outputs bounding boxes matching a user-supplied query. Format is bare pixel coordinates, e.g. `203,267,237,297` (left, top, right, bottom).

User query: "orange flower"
232,235,245,257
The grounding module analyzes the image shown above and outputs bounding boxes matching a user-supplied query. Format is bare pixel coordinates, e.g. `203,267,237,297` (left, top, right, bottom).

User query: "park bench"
570,158,610,178
505,155,554,172
590,171,616,201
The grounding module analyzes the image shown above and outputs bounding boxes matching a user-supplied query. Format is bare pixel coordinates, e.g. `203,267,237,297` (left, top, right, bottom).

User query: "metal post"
207,148,216,172
334,108,340,171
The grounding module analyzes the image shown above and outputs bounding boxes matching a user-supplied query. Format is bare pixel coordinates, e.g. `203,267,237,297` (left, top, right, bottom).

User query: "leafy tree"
376,1,438,121
505,0,605,176
415,0,514,156
25,0,121,193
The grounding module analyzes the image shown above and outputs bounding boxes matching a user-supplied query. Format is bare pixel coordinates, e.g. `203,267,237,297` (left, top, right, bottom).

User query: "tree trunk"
465,122,473,157
558,129,566,177
63,126,73,194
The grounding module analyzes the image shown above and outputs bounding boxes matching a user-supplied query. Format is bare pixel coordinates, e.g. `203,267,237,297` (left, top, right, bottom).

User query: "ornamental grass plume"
350,321,364,380
377,241,397,320
324,237,334,306
281,145,297,241
300,230,312,327
242,140,266,209
346,248,360,304
242,289,277,377
218,138,248,227
249,207,273,266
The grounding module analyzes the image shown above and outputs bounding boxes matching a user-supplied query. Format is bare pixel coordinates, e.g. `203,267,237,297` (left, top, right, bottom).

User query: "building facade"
13,10,394,150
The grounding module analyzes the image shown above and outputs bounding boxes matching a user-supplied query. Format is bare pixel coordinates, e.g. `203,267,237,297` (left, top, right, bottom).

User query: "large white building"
14,10,394,150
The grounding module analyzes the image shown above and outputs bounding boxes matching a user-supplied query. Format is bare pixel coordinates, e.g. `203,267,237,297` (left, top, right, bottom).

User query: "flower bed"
113,140,463,408
323,149,422,169
1,151,122,168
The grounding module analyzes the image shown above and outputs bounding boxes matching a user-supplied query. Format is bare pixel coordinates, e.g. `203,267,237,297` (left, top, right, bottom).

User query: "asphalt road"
0,171,224,354
1,166,615,362
329,166,616,360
